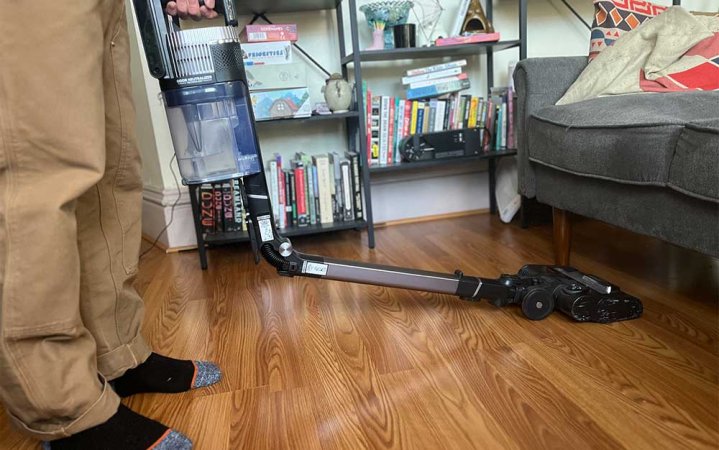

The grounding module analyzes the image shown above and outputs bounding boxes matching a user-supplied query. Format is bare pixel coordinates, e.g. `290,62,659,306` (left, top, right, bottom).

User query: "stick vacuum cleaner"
131,0,642,323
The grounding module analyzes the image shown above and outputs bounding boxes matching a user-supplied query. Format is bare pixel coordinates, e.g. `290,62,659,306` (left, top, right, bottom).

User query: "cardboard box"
241,24,298,43
251,88,312,121
241,41,293,65
245,63,307,91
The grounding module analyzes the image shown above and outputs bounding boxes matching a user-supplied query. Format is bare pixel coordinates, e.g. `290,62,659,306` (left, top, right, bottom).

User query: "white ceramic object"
322,74,353,113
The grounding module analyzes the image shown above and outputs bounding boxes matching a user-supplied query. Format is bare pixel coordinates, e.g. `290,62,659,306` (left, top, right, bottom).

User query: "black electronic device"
131,0,643,323
400,128,484,162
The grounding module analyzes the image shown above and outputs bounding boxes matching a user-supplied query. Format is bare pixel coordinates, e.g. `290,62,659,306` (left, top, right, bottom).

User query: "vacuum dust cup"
163,81,262,185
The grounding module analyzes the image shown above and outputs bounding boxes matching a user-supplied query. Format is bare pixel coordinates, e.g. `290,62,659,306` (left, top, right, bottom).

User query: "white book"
451,0,472,37
409,74,467,90
402,67,463,85
268,160,280,226
340,160,354,221
406,60,468,77
379,96,390,165
435,100,446,132
314,155,334,224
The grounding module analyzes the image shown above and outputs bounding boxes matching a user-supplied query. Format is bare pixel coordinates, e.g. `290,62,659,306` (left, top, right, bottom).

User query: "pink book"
436,32,500,47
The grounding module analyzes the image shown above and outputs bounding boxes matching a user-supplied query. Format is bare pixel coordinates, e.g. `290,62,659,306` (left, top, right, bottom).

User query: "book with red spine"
276,154,286,229
293,163,309,227
200,184,215,234
435,32,501,47
387,98,395,165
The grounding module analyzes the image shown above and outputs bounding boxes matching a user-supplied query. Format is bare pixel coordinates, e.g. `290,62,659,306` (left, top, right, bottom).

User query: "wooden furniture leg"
553,208,572,266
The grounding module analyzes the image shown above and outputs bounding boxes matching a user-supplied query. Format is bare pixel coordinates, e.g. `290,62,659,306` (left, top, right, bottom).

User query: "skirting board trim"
375,208,489,228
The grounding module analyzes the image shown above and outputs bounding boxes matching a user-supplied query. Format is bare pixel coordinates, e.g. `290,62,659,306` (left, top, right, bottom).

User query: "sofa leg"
553,208,572,266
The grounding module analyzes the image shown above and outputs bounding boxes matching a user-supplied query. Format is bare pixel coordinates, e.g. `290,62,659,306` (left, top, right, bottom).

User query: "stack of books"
240,24,312,121
362,87,517,166
200,152,364,234
266,152,364,230
403,60,471,100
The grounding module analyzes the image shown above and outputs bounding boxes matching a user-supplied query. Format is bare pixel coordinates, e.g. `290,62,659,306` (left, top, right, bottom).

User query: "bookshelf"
340,0,527,216
189,0,527,269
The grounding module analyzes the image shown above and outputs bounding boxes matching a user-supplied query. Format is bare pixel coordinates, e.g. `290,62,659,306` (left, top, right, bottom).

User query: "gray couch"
514,57,719,261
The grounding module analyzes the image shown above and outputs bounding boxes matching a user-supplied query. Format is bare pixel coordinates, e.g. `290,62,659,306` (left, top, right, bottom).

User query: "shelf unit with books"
339,0,527,216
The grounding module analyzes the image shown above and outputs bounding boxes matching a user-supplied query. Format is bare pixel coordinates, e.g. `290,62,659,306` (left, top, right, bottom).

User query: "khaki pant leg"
0,0,125,440
76,3,152,382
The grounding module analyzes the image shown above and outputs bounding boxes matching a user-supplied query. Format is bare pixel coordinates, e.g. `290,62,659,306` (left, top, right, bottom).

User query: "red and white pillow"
589,0,668,61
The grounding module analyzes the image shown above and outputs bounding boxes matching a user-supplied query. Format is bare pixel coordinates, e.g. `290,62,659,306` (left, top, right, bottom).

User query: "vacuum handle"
162,0,239,26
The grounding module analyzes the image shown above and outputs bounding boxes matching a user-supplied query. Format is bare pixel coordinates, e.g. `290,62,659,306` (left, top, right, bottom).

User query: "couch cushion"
668,119,719,203
528,91,719,188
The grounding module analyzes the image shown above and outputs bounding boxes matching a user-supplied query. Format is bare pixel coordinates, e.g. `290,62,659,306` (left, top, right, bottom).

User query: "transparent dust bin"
163,81,262,184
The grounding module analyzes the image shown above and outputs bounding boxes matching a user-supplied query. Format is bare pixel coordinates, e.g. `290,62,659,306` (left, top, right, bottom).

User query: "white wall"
127,0,717,247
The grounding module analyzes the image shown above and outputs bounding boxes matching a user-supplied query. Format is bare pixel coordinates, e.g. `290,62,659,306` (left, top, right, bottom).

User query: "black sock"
45,404,191,450
112,353,221,398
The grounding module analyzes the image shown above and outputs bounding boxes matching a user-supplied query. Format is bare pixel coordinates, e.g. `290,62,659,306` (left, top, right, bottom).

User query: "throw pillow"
589,0,668,61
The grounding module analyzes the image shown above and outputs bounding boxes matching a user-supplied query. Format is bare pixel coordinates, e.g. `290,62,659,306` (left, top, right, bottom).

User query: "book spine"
468,97,479,128
370,96,381,165
332,155,344,222
406,78,471,101
406,59,468,77
494,104,502,151
403,100,412,140
463,95,472,129
288,170,297,226
313,164,320,224
435,100,446,132
442,98,451,131
231,180,244,232
268,160,279,227
393,97,402,164
410,101,419,135
340,161,354,221
200,184,215,234
222,183,234,232
428,99,437,133
315,156,333,224
276,156,286,229
379,96,390,165
408,73,469,90
347,152,364,221
387,98,395,165
416,103,425,134
304,156,316,226
401,67,463,86
213,184,223,233
366,84,372,165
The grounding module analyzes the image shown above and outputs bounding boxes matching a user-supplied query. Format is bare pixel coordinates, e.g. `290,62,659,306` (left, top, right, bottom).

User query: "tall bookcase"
188,0,527,269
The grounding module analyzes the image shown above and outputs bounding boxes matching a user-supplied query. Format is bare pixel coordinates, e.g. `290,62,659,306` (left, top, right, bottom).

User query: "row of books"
363,89,516,166
199,180,247,234
266,152,364,230
402,60,471,101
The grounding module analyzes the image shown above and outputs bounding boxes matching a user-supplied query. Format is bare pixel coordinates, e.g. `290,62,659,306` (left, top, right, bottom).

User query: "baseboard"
142,185,198,251
375,208,489,228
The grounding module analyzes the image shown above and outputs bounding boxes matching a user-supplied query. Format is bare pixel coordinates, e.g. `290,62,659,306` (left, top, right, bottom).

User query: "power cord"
140,154,183,259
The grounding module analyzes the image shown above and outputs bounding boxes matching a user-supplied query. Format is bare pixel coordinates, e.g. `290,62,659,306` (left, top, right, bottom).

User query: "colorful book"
406,60,467,77
200,184,215,234
213,185,223,232
387,98,396,165
379,96,391,165
416,102,426,134
222,183,235,232
314,155,334,224
402,67,463,85
288,170,297,226
408,73,469,90
406,78,471,100
435,32,501,47
340,159,354,221
346,152,364,220
428,99,438,133
410,101,420,135
507,87,515,150
468,97,479,128
370,96,381,164
240,24,298,43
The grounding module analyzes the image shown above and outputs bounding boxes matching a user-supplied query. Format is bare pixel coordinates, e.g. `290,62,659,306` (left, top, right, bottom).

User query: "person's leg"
0,0,121,441
76,3,221,397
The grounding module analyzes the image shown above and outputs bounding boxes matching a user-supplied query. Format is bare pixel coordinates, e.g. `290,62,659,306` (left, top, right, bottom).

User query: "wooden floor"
1,215,718,449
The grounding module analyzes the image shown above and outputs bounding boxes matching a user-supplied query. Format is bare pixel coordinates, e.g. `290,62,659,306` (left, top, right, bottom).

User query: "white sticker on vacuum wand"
303,261,328,276
257,215,274,242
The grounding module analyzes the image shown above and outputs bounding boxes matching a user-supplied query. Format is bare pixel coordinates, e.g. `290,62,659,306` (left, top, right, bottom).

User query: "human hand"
165,0,219,21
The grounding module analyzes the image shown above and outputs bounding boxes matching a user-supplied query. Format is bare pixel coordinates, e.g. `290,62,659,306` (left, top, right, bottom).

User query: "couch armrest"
513,57,588,197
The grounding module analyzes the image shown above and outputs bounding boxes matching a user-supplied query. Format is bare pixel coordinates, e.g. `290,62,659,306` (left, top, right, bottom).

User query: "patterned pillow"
589,0,668,61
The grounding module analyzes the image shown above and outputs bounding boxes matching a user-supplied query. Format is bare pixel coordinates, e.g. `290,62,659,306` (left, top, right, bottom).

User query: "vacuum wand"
132,0,643,324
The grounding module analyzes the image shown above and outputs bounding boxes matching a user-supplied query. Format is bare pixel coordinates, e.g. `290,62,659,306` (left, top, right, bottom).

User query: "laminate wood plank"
1,215,717,450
